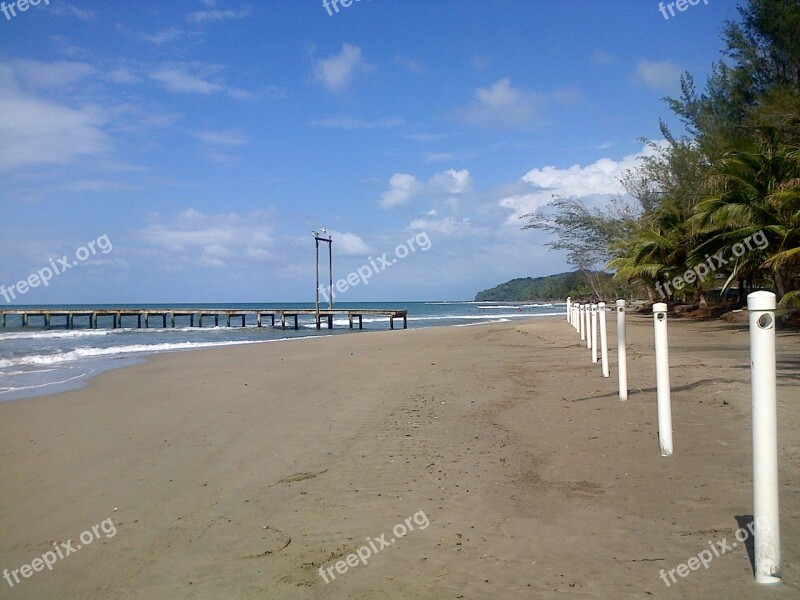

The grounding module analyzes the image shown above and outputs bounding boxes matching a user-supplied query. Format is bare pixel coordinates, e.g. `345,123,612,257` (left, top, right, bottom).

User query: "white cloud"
521,158,625,196
107,68,139,84
147,64,252,100
409,216,470,235
246,247,272,261
51,3,96,21
498,144,661,223
430,169,472,194
138,209,274,268
456,78,578,128
636,60,684,92
327,231,371,256
309,116,403,129
423,150,478,164
139,27,189,45
149,68,223,94
312,43,367,93
106,103,181,133
187,9,252,24
60,180,137,192
379,169,473,210
378,169,472,210
379,173,424,209
12,59,95,88
395,55,425,74
192,129,249,145
424,152,458,163
0,65,110,170
407,133,447,143
226,87,255,101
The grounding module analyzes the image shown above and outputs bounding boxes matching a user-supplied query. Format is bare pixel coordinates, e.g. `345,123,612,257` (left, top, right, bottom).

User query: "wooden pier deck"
0,307,408,331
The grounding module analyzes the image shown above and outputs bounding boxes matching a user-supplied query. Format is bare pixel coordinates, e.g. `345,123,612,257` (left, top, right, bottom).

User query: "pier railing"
0,307,408,331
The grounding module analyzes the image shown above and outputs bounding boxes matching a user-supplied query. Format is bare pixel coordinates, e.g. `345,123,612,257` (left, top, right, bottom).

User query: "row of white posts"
565,297,619,389
564,292,781,584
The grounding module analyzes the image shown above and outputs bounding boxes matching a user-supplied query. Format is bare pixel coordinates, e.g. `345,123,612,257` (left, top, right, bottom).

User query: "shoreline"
0,311,561,404
1,315,798,598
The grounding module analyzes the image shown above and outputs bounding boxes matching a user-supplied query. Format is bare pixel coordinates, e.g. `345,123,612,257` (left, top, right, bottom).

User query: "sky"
0,0,742,303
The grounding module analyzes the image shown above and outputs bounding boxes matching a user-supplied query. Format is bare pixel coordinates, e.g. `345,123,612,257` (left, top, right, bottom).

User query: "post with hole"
590,304,598,363
652,303,673,456
566,297,571,324
585,304,591,349
598,302,609,377
748,291,781,584
616,300,628,400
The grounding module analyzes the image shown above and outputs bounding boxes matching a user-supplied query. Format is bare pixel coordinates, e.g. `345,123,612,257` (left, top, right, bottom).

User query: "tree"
611,138,712,301
693,132,800,299
666,0,800,155
521,195,641,300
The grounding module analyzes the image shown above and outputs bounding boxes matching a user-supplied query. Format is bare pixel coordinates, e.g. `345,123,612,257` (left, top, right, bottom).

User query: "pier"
0,307,408,331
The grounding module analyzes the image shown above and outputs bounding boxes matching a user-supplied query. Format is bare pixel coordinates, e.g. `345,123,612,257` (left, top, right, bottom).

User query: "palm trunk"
774,268,787,300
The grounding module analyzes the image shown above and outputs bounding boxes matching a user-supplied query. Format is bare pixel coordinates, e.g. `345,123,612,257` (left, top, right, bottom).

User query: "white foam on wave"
476,305,522,310
0,329,113,341
454,318,513,327
0,325,250,341
0,370,92,394
0,337,311,369
407,313,540,321
2,368,59,376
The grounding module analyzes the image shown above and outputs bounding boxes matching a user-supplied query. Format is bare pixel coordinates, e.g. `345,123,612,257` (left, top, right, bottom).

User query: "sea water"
0,301,564,401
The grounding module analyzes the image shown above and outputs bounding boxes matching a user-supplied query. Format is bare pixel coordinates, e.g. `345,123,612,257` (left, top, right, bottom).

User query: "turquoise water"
0,301,564,401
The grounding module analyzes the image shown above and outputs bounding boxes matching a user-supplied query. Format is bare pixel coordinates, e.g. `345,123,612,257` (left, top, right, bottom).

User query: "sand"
1,314,798,599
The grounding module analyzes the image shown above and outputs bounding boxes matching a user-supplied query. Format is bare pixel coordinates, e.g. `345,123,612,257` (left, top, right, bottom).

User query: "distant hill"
474,271,631,302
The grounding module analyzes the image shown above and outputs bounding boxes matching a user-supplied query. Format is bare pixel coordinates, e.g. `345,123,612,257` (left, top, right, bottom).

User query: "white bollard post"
579,305,585,340
599,302,609,377
591,304,598,363
616,300,628,400
566,297,571,324
653,303,673,457
585,304,591,349
748,291,781,584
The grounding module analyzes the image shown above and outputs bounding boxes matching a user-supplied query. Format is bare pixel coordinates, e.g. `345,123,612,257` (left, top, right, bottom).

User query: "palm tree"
609,198,702,301
692,131,800,300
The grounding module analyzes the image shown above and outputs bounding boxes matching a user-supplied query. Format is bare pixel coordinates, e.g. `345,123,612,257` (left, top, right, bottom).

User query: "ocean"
0,301,564,402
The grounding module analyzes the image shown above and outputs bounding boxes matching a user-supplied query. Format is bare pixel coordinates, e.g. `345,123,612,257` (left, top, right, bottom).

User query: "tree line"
524,0,799,308
474,271,638,302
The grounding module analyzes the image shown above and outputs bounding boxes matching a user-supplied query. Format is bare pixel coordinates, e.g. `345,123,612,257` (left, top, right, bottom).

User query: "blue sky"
1,0,741,303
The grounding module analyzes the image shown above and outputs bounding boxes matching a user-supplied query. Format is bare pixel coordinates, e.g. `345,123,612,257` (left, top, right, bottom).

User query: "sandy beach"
1,314,798,599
